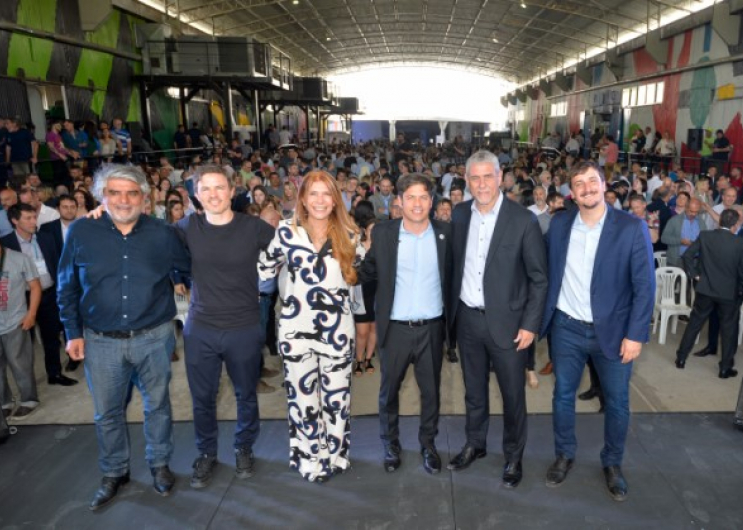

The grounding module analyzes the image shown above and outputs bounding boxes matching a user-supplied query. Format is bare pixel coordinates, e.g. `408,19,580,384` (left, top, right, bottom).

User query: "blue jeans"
83,321,174,477
551,310,632,467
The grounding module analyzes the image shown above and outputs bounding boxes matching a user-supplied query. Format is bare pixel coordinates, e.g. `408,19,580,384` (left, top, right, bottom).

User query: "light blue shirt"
0,211,13,238
390,222,442,320
556,207,608,323
460,193,503,308
680,216,701,255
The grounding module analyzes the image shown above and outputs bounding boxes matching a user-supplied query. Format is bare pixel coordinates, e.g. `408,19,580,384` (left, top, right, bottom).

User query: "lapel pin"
439,234,445,240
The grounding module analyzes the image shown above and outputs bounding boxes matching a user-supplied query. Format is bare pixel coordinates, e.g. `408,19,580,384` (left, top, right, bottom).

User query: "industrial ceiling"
142,0,709,83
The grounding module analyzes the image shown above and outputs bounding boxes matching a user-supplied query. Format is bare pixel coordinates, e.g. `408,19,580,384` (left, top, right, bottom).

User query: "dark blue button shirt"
57,213,191,339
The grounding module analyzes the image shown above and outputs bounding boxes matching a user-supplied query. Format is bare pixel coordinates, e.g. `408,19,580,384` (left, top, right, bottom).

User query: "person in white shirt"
441,164,459,198
528,186,549,216
646,165,663,201
16,181,59,226
278,126,293,146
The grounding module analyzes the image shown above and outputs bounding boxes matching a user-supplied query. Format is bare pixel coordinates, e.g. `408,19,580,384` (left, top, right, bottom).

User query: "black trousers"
33,288,63,378
677,293,740,372
378,319,444,449
457,304,527,462
705,308,720,353
183,319,264,455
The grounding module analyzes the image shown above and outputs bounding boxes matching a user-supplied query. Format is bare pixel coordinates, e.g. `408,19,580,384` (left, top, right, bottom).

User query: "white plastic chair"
653,267,692,345
174,293,189,326
653,251,667,268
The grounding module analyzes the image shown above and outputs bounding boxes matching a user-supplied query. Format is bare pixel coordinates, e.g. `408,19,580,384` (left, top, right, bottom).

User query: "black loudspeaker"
687,128,704,152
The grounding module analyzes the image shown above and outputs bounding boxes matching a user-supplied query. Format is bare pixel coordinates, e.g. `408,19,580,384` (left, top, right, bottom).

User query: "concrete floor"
7,320,742,426
1,415,742,530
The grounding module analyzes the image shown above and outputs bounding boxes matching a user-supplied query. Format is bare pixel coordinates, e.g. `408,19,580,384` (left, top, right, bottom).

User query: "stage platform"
1,414,741,529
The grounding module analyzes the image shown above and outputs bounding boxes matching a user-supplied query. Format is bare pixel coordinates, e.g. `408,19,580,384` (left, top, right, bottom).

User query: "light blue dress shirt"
556,207,608,323
680,216,701,255
390,222,442,320
460,193,503,309
0,211,13,238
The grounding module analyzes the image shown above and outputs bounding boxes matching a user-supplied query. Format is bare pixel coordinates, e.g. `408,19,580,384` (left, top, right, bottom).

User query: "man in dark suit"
2,203,77,386
447,150,548,489
540,160,655,501
358,173,452,475
675,209,743,378
39,194,78,256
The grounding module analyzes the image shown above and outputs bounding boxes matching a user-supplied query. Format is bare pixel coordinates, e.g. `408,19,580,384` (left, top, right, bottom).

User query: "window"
621,82,664,108
550,101,567,117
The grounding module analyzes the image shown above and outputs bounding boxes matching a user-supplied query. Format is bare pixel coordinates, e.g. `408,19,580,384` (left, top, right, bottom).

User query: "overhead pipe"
0,20,141,62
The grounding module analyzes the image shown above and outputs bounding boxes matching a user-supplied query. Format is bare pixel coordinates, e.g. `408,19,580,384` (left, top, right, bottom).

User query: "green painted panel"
151,92,178,152
126,85,141,123
17,0,56,32
74,49,114,91
7,35,53,79
91,90,106,116
86,9,120,49
74,11,121,95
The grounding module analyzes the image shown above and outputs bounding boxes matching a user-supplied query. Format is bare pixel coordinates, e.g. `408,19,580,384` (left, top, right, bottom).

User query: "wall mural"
513,21,743,174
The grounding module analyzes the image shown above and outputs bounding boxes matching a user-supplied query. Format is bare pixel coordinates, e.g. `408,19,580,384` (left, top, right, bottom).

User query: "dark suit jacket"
682,228,743,302
232,192,251,213
358,218,453,348
540,206,656,358
39,219,65,257
1,230,60,283
450,198,548,349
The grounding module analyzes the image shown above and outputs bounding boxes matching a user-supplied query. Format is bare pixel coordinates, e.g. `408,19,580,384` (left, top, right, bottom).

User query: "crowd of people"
1,121,742,513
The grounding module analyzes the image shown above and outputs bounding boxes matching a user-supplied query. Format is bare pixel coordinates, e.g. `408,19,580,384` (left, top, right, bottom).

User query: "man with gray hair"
447,150,548,489
58,164,191,510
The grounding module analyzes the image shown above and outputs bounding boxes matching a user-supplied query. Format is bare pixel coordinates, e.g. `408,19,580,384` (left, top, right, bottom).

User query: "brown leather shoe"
538,362,553,375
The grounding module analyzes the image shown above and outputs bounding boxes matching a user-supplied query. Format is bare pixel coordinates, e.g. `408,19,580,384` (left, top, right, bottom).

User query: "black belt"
462,303,486,314
557,309,594,327
259,292,273,297
390,316,443,327
91,326,156,339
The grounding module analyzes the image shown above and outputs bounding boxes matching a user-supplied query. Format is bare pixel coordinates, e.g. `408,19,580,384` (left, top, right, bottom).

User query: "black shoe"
421,446,441,475
675,359,686,369
719,368,738,379
48,374,78,386
190,454,217,489
235,448,255,479
603,465,628,501
502,461,523,489
692,347,716,357
545,456,574,487
383,441,401,473
151,465,175,496
65,359,80,372
447,349,459,363
89,473,130,511
578,388,599,401
734,419,743,432
447,444,487,471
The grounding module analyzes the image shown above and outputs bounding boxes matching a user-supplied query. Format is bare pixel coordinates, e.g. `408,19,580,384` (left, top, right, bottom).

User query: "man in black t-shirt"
393,132,413,164
174,165,275,490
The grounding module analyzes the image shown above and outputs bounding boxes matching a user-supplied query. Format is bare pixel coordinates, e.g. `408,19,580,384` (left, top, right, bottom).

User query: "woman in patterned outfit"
258,170,359,483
